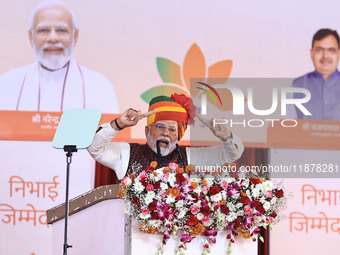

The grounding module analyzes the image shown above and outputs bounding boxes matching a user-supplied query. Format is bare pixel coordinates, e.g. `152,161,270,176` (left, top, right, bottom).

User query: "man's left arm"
187,115,244,165
187,132,244,166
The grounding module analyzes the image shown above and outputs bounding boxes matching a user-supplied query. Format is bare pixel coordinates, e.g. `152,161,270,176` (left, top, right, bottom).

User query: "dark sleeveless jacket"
126,143,188,176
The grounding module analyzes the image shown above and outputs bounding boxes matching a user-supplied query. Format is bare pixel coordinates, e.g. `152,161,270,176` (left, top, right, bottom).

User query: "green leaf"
157,57,184,86
140,85,188,104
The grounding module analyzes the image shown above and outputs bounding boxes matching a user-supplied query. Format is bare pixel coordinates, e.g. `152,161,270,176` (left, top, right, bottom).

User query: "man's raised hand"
111,108,158,130
196,114,231,141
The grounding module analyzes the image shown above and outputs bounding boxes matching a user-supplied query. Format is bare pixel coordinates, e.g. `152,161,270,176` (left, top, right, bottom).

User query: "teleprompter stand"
52,109,102,255
62,145,77,254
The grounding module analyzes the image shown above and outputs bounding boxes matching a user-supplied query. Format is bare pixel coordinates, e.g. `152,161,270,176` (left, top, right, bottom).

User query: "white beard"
33,42,74,70
147,132,177,156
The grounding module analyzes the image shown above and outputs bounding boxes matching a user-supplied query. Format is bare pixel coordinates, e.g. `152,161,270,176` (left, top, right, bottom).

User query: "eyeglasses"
153,123,178,135
312,47,339,55
33,26,72,37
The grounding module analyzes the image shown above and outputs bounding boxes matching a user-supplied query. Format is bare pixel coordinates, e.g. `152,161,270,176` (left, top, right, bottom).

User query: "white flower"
262,181,273,191
194,186,202,194
176,200,184,208
226,178,235,183
227,202,237,212
246,190,251,197
206,178,214,186
168,173,176,183
216,212,224,221
139,213,151,220
242,179,250,188
178,210,187,219
227,212,237,222
263,201,271,211
236,203,243,209
160,183,168,190
221,190,227,200
252,188,260,198
211,193,222,202
237,210,244,217
133,182,145,193
254,216,262,224
166,196,175,204
144,196,153,205
182,173,189,179
190,177,200,183
271,197,277,205
168,181,175,188
197,213,204,220
260,197,266,203
256,184,265,193
146,191,155,199
232,193,240,199
149,220,161,228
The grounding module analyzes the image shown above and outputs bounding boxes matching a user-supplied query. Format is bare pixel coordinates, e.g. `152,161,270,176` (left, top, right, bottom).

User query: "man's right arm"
87,122,130,180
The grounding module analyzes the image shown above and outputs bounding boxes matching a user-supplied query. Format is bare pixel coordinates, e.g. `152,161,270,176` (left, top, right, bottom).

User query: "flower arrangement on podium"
119,162,287,255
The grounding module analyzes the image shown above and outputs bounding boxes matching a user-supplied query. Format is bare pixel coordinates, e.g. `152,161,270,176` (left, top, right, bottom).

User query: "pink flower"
213,202,220,210
162,174,169,182
190,205,200,215
139,171,147,178
121,177,132,186
201,215,210,224
203,185,210,192
169,162,178,170
146,184,154,191
266,216,273,224
160,191,166,198
244,205,252,215
221,180,228,190
141,206,150,215
265,191,273,198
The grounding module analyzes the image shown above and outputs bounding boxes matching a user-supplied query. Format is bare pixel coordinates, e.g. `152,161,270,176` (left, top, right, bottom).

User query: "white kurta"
87,122,245,179
0,58,119,113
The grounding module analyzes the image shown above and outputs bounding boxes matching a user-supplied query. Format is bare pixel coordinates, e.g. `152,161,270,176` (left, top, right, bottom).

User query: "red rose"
132,196,140,205
151,212,159,220
145,166,154,172
270,211,277,218
240,196,250,204
187,214,199,226
235,217,242,226
140,176,149,187
154,182,160,189
148,201,158,211
250,178,261,185
171,93,197,124
209,186,221,196
220,205,230,215
252,201,262,207
256,205,265,214
189,192,199,203
176,173,186,184
276,189,284,198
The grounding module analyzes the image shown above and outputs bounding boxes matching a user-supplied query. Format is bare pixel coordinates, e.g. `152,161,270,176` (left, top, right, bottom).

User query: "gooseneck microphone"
156,140,162,162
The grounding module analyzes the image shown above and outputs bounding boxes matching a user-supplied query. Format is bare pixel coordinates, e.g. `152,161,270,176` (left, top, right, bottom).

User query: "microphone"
156,140,162,162
176,144,183,161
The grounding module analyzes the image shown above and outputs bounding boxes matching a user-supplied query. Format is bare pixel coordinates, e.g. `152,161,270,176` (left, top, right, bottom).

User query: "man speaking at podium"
87,93,244,179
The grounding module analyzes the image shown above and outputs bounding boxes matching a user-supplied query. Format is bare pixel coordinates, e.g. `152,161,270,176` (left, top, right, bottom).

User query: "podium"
47,185,257,255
